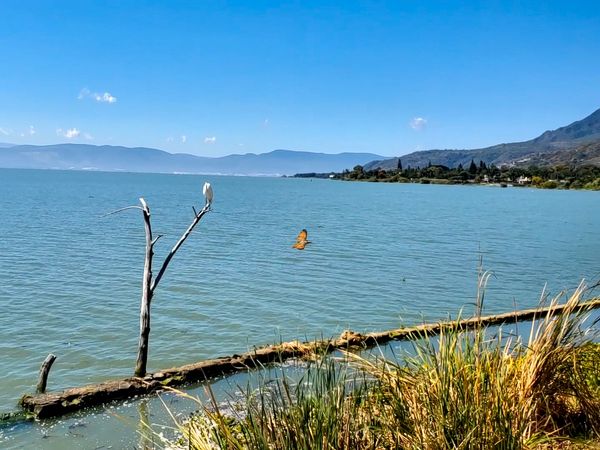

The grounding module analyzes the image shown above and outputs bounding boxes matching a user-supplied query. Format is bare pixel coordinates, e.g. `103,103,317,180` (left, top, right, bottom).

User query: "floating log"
19,296,600,419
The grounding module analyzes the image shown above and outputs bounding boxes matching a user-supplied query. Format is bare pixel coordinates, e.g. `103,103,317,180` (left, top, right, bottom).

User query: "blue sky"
1,1,599,157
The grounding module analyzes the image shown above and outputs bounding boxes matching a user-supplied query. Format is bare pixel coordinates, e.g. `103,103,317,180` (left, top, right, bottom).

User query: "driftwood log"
18,296,600,419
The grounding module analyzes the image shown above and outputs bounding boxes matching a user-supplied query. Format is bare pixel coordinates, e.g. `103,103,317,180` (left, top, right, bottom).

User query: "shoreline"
14,296,600,420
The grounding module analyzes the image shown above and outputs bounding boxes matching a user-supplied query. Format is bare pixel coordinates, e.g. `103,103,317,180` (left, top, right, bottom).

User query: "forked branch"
106,184,213,378
150,203,211,293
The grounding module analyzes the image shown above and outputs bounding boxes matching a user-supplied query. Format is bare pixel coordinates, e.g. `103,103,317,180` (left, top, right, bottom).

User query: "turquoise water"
0,168,598,448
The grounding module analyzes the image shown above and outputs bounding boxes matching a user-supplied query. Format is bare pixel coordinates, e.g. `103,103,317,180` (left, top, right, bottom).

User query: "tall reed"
165,284,600,449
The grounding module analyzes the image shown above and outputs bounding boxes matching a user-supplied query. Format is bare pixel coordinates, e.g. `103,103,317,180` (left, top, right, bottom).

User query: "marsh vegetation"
162,285,600,449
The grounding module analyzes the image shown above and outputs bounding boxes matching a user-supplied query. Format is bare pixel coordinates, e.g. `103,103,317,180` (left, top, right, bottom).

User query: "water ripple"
0,169,598,418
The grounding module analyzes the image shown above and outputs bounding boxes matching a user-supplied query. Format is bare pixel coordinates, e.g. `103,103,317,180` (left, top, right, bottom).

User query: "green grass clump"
166,285,600,449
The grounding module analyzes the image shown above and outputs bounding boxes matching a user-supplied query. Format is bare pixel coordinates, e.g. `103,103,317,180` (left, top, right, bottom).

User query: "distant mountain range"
3,108,599,176
0,145,383,176
364,108,600,171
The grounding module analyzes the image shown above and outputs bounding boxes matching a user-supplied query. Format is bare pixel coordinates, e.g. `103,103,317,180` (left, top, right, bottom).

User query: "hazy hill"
0,145,382,176
364,108,600,170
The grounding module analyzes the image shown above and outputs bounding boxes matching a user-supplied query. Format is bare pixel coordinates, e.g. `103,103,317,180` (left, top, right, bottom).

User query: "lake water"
1,168,599,448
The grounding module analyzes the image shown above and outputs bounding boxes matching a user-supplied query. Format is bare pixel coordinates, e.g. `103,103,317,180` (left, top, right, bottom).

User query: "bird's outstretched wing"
296,229,308,242
292,229,309,250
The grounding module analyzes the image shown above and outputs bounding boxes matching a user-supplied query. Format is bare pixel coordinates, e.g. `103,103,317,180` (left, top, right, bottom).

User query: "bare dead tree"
107,183,213,377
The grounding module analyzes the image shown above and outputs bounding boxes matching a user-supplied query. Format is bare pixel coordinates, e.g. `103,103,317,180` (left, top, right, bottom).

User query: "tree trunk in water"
135,199,154,377
132,198,209,377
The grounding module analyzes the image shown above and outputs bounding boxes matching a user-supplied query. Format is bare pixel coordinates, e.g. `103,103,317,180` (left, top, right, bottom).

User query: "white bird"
203,182,213,207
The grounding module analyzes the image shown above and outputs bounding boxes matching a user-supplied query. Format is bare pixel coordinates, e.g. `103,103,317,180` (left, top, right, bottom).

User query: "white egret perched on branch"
104,182,214,377
203,182,213,207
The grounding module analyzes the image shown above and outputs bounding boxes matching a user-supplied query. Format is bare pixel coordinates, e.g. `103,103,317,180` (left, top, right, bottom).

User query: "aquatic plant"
162,283,600,449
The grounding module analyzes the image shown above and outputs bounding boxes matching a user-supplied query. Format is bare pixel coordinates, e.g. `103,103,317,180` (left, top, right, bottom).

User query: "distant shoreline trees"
295,162,600,190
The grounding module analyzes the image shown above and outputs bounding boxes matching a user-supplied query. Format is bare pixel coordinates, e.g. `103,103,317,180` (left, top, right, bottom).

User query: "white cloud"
3,126,35,137
96,92,117,103
409,117,427,131
181,135,187,144
78,88,90,100
78,88,117,103
56,128,81,139
84,133,94,140
204,136,216,144
64,128,80,138
166,136,174,143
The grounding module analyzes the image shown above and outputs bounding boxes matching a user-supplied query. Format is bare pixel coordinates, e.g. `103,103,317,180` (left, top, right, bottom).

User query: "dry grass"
163,284,600,449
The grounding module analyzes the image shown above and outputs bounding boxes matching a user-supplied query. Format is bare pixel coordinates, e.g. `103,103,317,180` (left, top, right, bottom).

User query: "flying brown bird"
292,229,311,250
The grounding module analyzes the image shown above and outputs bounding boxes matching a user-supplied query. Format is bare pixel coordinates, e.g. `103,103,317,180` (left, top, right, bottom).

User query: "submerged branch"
36,354,56,394
100,205,143,217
